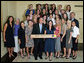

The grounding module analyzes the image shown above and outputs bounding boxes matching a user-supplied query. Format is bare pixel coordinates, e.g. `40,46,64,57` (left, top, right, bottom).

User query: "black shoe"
73,56,77,59
66,57,70,59
45,56,48,60
35,57,38,60
39,56,43,59
56,56,60,58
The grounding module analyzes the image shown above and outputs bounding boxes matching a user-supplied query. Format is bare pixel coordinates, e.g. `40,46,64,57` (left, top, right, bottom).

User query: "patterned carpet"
13,51,83,62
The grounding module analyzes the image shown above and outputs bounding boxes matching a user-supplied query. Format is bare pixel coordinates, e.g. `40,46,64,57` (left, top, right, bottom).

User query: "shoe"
56,56,60,58
27,56,30,59
49,57,52,61
66,56,70,59
35,57,38,60
45,56,48,59
39,56,43,59
24,53,26,56
62,55,66,58
73,56,77,59
21,55,24,58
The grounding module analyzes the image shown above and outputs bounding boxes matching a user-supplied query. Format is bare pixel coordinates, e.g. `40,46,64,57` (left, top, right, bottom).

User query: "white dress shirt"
24,20,28,27
72,26,80,38
47,17,56,25
39,23,42,33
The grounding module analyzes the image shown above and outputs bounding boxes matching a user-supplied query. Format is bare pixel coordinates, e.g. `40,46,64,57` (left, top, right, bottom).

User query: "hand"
30,35,32,39
26,39,28,43
19,40,21,45
68,41,70,44
4,39,6,42
61,38,63,42
75,39,78,43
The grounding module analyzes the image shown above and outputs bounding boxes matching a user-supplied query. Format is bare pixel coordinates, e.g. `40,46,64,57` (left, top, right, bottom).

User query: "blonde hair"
67,20,71,29
55,18,61,27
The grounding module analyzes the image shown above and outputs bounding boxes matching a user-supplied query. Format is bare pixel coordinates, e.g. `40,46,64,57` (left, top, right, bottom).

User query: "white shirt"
24,20,28,27
53,14,55,19
66,11,71,20
72,26,80,38
39,23,42,33
47,17,56,25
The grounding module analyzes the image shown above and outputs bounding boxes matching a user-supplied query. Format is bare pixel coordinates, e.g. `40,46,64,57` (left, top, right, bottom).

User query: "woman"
72,21,80,59
25,20,34,59
44,20,55,61
36,9,41,18
18,21,26,58
43,15,47,27
36,4,41,13
54,18,61,58
58,5,62,15
60,18,67,58
29,10,33,20
47,14,56,26
33,14,37,24
51,4,56,14
44,3,49,15
48,9,52,17
14,18,20,55
3,16,15,58
66,21,73,59
63,13,68,24
60,9,66,18
41,8,46,17
66,5,71,19
25,4,35,16
53,9,61,19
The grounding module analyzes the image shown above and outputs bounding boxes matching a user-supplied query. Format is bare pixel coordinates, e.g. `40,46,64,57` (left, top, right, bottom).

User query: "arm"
68,32,72,44
61,26,66,42
3,23,7,42
75,35,79,43
75,28,80,43
25,27,28,42
57,26,61,36
44,30,46,34
18,29,21,44
61,25,66,39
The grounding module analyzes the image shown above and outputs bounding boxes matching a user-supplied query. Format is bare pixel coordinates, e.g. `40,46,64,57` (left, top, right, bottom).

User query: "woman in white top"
71,21,80,59
47,14,56,26
66,5,72,20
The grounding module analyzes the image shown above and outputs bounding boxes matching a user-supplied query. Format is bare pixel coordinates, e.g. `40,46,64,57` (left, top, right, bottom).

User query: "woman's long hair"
20,21,24,29
63,13,68,22
4,16,14,27
47,20,55,30
66,5,71,12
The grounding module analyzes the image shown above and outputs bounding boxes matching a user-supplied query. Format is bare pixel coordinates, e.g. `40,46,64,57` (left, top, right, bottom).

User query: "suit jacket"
32,23,45,43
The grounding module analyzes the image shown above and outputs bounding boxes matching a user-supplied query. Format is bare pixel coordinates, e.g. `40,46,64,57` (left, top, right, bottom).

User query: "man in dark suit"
32,17,45,60
70,12,79,28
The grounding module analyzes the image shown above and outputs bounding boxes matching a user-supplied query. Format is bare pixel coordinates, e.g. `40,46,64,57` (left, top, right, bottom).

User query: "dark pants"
72,37,78,51
34,39,43,59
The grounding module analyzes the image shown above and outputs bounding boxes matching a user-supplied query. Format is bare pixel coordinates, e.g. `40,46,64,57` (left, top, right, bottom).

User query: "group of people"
3,3,80,61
